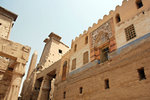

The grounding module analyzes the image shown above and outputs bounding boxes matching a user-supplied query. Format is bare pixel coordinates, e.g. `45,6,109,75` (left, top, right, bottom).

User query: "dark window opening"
62,61,67,81
80,87,83,94
34,77,43,91
142,11,145,14
63,91,66,99
8,67,13,71
125,24,136,41
12,23,14,27
0,23,2,25
136,0,143,9
85,36,88,44
137,67,146,80
74,44,77,52
116,14,121,23
101,47,109,63
59,49,62,54
105,79,110,89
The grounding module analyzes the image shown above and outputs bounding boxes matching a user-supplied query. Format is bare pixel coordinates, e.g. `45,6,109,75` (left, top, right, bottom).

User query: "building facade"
21,0,150,100
0,6,31,100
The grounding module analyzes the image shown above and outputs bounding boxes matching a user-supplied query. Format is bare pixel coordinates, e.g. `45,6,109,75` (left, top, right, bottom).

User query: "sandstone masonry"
21,0,150,100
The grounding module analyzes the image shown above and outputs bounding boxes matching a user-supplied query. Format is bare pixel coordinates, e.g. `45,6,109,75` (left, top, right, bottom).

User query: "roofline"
0,6,18,21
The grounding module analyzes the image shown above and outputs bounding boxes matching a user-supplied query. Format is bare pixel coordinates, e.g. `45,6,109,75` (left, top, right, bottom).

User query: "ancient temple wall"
0,6,30,100
0,14,12,39
46,39,69,68
0,7,17,39
38,34,69,70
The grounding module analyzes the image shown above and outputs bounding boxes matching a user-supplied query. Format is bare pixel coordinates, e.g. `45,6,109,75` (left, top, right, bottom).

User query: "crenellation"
122,0,126,5
87,26,92,32
115,5,121,11
79,33,82,37
109,10,114,15
92,23,97,29
103,15,108,20
83,30,87,34
43,38,49,43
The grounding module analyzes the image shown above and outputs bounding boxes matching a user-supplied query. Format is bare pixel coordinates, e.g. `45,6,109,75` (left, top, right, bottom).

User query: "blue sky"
1,0,123,95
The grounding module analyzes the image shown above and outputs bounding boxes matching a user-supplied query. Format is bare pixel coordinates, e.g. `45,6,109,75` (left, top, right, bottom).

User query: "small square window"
125,24,136,41
137,67,146,80
59,49,62,54
136,0,143,9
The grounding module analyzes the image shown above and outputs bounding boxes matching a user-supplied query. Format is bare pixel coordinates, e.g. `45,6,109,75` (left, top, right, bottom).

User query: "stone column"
37,75,52,100
50,78,55,100
4,63,25,100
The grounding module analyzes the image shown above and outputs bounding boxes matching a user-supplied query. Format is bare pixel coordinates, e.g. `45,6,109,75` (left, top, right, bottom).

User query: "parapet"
48,32,62,41
43,32,62,43
0,6,18,21
72,0,150,45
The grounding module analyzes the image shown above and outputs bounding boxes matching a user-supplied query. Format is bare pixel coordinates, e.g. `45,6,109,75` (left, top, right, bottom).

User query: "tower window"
63,91,66,99
105,79,110,89
80,87,83,94
136,0,143,9
59,49,62,54
116,14,121,23
137,67,146,80
85,36,88,44
125,24,136,41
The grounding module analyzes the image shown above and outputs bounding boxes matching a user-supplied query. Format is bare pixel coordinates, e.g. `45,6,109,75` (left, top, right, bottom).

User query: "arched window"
85,36,88,44
62,61,67,81
74,44,77,52
116,14,121,23
136,0,143,9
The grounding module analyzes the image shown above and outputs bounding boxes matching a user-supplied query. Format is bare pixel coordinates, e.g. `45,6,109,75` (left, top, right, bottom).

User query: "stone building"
0,6,31,100
21,0,150,100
